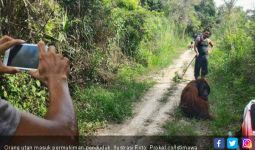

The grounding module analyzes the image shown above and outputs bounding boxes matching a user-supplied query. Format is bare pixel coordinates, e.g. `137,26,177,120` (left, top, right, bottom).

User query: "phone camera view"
7,44,39,69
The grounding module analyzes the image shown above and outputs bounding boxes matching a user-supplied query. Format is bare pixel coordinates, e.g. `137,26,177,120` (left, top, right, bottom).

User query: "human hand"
208,47,213,54
0,36,25,74
29,41,70,86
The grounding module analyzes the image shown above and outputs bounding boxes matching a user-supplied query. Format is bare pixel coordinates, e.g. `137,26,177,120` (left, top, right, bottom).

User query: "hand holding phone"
29,41,70,86
0,36,25,74
3,43,45,71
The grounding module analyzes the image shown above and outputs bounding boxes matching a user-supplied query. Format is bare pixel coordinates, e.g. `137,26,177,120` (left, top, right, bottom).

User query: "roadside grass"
163,107,210,137
163,49,255,137
74,79,153,135
206,79,244,136
74,41,188,135
73,16,189,135
207,50,255,136
73,16,190,135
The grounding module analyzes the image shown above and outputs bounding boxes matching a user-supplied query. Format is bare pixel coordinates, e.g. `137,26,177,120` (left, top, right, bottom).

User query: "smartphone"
3,44,43,71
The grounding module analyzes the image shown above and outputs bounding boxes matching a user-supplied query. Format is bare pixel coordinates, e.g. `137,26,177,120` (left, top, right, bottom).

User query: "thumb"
0,66,19,74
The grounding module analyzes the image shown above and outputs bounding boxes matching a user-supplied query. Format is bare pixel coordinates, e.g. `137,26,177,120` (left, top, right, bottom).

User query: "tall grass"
0,0,189,135
138,16,187,69
163,9,255,136
206,10,255,135
75,13,188,135
75,79,153,135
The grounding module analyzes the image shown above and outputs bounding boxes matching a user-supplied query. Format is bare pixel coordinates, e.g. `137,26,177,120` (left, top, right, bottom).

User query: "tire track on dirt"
95,49,195,136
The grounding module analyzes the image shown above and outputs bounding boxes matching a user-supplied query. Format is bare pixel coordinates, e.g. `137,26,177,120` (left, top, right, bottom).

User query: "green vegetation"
208,6,255,135
0,73,47,116
164,106,212,137
164,0,255,136
0,0,195,134
75,80,153,134
164,108,198,136
1,0,254,136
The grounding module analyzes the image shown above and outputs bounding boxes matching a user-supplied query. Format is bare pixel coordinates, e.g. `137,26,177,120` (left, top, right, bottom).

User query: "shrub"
0,73,47,117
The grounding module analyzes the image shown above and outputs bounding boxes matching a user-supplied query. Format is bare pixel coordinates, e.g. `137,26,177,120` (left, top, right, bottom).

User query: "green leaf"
4,91,7,98
36,80,41,87
32,86,36,93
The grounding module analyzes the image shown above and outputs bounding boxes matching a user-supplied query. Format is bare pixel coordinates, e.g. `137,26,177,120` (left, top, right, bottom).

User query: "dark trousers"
194,55,208,79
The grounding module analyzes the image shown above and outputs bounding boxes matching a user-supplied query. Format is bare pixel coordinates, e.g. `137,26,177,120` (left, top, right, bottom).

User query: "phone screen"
7,44,39,69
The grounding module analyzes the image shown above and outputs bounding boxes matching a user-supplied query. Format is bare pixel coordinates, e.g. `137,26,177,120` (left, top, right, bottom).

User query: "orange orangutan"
180,79,212,119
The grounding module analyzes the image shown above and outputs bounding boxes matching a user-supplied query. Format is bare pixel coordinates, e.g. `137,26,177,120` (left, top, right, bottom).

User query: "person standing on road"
194,30,214,80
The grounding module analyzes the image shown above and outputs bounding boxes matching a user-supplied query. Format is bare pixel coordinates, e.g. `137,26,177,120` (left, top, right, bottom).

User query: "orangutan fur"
180,79,213,119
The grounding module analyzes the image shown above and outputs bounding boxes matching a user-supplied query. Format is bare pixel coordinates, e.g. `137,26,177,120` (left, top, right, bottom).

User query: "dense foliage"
165,1,255,136
0,0,198,134
3,0,252,136
208,6,255,135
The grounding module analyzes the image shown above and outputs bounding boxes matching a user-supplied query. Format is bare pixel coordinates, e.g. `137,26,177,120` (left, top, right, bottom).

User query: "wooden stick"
181,55,196,78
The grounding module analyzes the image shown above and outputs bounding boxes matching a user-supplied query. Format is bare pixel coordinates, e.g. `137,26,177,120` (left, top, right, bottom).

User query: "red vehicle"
242,100,255,136
241,100,255,149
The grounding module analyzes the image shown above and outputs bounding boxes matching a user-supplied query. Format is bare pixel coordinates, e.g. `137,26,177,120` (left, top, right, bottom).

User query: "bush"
0,0,190,135
208,9,255,135
74,79,152,134
0,73,47,117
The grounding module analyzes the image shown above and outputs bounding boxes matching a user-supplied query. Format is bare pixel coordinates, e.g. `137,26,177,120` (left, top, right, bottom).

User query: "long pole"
181,55,196,78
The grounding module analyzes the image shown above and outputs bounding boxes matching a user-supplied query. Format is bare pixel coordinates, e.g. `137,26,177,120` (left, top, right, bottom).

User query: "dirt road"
95,50,195,136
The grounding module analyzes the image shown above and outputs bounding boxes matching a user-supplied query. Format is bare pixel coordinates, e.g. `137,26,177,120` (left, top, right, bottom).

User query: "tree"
140,0,163,11
194,0,216,30
163,0,201,39
223,0,237,14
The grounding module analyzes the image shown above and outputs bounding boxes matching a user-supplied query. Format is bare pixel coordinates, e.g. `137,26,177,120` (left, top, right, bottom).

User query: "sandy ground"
95,50,195,136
